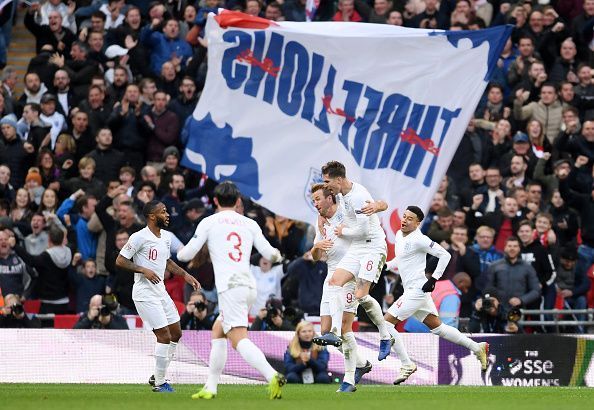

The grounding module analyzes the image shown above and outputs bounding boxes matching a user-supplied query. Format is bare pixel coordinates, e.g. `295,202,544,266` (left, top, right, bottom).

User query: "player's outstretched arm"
115,255,161,284
360,200,388,216
177,223,209,262
252,223,282,263
166,259,201,290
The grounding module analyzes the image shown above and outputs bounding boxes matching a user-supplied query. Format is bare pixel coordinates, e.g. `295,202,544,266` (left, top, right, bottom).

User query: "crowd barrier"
0,330,592,386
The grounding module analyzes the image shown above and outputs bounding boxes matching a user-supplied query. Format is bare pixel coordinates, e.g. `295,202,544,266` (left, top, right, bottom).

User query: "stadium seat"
174,301,185,315
587,264,594,309
54,315,81,329
23,299,41,314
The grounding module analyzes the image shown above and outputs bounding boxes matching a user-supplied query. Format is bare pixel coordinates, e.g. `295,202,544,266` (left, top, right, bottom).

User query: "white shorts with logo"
134,296,180,330
319,278,358,316
217,286,257,334
336,241,387,283
386,289,438,322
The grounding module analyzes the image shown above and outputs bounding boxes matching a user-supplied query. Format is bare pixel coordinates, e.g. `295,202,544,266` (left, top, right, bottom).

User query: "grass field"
1,384,593,410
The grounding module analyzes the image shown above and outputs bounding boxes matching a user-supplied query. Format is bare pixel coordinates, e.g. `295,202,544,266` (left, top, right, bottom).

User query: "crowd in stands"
0,0,593,334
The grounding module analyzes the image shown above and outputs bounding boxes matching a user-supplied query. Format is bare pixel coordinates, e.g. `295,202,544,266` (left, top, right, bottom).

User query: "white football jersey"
387,228,451,290
314,206,351,274
177,210,281,293
336,182,386,245
119,227,172,301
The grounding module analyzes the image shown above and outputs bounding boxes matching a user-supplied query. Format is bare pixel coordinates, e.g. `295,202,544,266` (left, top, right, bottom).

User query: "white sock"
358,295,390,339
339,339,366,368
431,324,480,353
236,338,276,382
154,342,169,386
342,332,357,385
386,323,412,365
204,338,227,394
167,341,178,368
327,285,343,336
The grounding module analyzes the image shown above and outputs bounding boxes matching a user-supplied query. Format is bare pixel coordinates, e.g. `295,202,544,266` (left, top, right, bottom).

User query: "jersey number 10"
148,248,158,261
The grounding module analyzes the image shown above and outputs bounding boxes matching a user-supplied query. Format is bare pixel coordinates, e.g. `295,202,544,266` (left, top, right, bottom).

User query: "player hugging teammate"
311,161,489,391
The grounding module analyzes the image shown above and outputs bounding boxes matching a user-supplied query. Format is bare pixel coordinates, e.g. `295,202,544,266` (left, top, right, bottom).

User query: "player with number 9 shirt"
177,181,286,400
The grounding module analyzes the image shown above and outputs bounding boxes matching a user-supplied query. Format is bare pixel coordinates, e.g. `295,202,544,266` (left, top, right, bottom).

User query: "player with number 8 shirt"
177,181,286,400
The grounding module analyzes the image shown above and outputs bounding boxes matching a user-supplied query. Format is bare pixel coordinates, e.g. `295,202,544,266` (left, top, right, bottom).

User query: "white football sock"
339,338,366,367
236,338,276,382
204,338,227,394
358,295,390,339
327,285,343,336
154,342,169,386
342,332,358,385
431,324,480,353
167,341,178,367
386,322,412,365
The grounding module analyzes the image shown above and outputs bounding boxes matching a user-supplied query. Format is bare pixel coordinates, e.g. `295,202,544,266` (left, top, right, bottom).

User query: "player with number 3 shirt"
177,181,286,400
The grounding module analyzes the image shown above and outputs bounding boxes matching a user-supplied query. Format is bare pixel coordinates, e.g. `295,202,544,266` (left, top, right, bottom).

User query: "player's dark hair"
214,181,240,207
406,205,424,222
321,161,346,178
310,183,335,203
48,225,64,245
142,200,163,219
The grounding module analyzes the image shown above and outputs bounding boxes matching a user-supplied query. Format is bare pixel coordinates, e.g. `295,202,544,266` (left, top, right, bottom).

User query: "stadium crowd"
0,0,593,334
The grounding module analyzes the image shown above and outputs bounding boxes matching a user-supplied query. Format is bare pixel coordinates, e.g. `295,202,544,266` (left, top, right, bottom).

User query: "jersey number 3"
227,232,243,262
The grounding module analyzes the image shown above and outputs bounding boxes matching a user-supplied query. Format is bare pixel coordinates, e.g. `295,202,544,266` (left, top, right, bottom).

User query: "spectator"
108,83,148,172
24,213,48,256
86,128,124,186
0,230,29,297
333,0,363,22
180,290,216,330
168,76,198,125
57,189,98,261
63,156,106,199
105,228,136,314
39,93,66,149
12,224,72,314
470,225,503,290
250,254,285,317
16,103,51,152
52,69,79,116
468,289,515,333
282,251,326,316
70,258,106,314
468,194,522,252
74,294,128,329
140,17,192,77
17,72,48,112
0,114,35,188
485,236,541,315
513,83,564,145
76,85,111,139
0,164,15,203
251,297,294,331
69,110,95,161
427,207,454,244
556,245,590,332
0,293,41,328
516,220,557,310
143,90,180,164
160,172,186,235
405,272,472,332
25,7,76,55
284,321,330,384
547,188,579,246
556,119,594,167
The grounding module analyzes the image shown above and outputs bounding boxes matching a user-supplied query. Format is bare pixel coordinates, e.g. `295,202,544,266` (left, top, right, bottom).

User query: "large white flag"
181,11,511,253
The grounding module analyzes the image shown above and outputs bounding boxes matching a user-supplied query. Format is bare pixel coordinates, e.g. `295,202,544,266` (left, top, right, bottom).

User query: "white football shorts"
319,277,358,316
134,296,180,330
336,241,387,283
217,286,257,334
386,289,438,322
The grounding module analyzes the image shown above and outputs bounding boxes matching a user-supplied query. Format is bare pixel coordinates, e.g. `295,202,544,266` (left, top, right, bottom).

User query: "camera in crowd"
99,295,119,317
283,306,305,327
478,293,499,316
265,297,284,325
194,301,208,311
10,303,24,317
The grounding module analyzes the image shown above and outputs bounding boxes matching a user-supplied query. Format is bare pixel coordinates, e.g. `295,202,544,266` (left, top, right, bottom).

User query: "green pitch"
1,384,593,410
